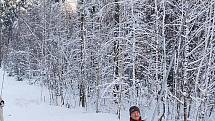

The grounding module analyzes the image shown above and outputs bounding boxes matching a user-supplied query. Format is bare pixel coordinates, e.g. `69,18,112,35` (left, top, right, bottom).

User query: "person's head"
129,106,141,120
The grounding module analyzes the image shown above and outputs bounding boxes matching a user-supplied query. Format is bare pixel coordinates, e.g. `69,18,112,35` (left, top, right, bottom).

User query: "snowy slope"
0,69,124,121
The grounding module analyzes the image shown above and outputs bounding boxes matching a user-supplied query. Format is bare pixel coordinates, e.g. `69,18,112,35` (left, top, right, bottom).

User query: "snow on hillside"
0,69,124,121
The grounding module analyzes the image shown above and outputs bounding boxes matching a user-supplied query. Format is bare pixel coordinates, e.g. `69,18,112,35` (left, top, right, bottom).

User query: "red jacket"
130,117,144,121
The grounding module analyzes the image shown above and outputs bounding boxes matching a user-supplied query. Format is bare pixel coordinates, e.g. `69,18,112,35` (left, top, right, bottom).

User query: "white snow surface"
0,69,125,121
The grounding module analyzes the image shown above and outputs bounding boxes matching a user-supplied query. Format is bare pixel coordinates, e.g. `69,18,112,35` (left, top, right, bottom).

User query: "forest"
0,0,215,121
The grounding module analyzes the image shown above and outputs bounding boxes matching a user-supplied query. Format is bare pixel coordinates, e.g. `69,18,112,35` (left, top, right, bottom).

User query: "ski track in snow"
1,69,215,121
0,69,124,121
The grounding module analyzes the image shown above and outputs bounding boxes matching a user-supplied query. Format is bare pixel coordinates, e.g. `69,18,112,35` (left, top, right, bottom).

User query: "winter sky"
65,0,77,11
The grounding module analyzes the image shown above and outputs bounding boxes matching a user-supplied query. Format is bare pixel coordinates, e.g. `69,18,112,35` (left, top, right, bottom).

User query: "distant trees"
1,0,215,120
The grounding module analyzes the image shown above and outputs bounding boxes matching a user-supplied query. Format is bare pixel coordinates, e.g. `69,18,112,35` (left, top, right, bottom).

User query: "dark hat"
129,106,140,116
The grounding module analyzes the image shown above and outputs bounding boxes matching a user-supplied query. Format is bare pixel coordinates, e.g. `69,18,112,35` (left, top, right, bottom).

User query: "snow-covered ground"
0,69,125,121
6,68,215,121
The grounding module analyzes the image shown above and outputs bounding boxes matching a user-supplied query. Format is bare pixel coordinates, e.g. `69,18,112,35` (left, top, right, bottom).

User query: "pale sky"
65,0,77,12
66,0,77,3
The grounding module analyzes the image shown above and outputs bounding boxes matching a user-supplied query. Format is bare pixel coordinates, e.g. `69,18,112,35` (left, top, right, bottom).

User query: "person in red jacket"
129,106,144,121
